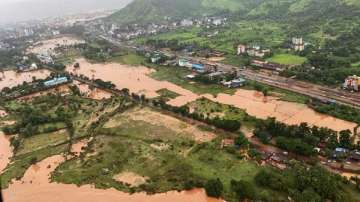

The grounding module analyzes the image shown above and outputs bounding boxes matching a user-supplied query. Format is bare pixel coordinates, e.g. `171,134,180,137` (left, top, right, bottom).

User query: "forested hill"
108,0,360,25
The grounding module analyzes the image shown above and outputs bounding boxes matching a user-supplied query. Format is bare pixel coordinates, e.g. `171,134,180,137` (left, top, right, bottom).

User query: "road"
100,35,360,110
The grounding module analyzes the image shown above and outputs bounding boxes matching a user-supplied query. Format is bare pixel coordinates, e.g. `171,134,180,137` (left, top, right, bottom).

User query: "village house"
237,44,246,55
343,75,360,91
349,150,360,162
237,44,271,58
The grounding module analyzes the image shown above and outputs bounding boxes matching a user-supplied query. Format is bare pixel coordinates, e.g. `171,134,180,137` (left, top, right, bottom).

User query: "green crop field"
267,54,307,65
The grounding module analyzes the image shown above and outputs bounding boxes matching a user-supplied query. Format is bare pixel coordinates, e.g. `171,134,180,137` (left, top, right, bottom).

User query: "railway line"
99,35,360,110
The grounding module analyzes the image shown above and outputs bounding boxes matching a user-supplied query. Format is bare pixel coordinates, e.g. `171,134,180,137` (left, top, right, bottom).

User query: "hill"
107,0,267,24
108,0,360,25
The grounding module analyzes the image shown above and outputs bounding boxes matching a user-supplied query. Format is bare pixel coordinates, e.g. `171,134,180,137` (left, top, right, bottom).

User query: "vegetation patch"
155,88,180,100
267,54,307,65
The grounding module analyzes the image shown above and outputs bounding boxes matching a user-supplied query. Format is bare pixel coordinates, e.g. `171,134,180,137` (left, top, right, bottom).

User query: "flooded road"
3,155,222,202
65,59,357,132
0,69,51,91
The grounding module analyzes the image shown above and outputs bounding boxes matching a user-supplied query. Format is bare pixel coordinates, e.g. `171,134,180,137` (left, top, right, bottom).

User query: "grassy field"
51,106,286,201
156,88,180,101
267,54,307,65
110,53,146,66
17,129,69,155
150,64,236,95
188,97,247,121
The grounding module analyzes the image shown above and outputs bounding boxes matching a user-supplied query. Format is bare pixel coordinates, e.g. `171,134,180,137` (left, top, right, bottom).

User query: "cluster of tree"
311,100,360,124
145,39,188,51
255,161,351,202
204,178,223,198
0,49,23,67
77,39,118,63
94,79,116,89
254,117,357,156
1,74,70,99
3,95,75,138
48,62,66,71
152,99,241,132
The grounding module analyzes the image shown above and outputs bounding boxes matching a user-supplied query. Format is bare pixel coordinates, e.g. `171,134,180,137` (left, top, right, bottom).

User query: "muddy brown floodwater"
3,155,223,202
0,132,12,174
66,59,356,133
27,36,85,55
202,90,357,132
67,58,199,102
0,69,51,90
73,80,113,100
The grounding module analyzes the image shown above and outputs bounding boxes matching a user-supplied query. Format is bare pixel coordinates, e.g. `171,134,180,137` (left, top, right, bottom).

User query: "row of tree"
254,117,358,156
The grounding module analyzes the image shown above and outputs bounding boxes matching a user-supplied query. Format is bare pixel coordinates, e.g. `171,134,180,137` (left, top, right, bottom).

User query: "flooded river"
66,59,356,132
0,69,51,91
3,155,222,202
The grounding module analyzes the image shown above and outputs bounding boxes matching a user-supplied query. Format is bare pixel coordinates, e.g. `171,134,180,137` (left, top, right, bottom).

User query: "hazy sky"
0,0,133,24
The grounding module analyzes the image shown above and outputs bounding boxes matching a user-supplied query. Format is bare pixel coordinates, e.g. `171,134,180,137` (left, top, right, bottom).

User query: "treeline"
204,160,356,201
254,117,357,156
254,161,354,202
152,99,241,132
311,101,360,124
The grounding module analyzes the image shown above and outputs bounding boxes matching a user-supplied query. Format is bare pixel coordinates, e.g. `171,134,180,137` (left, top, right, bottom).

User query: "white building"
292,37,305,51
237,44,247,55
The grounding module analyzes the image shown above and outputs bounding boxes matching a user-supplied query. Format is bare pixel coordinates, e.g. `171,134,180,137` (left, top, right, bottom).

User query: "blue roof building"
44,77,68,87
192,63,205,73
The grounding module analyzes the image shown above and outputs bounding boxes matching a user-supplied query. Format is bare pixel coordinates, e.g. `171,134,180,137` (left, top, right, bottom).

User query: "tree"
230,180,255,200
234,132,249,148
204,178,223,198
339,130,352,149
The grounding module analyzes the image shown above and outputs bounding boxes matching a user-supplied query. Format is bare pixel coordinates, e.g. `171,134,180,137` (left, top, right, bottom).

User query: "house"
181,19,194,27
332,147,349,159
222,78,246,88
292,37,305,51
349,150,360,161
192,63,206,73
186,74,196,79
30,63,38,70
178,59,190,67
237,44,246,55
150,52,164,64
207,71,225,80
44,77,68,87
343,75,360,91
